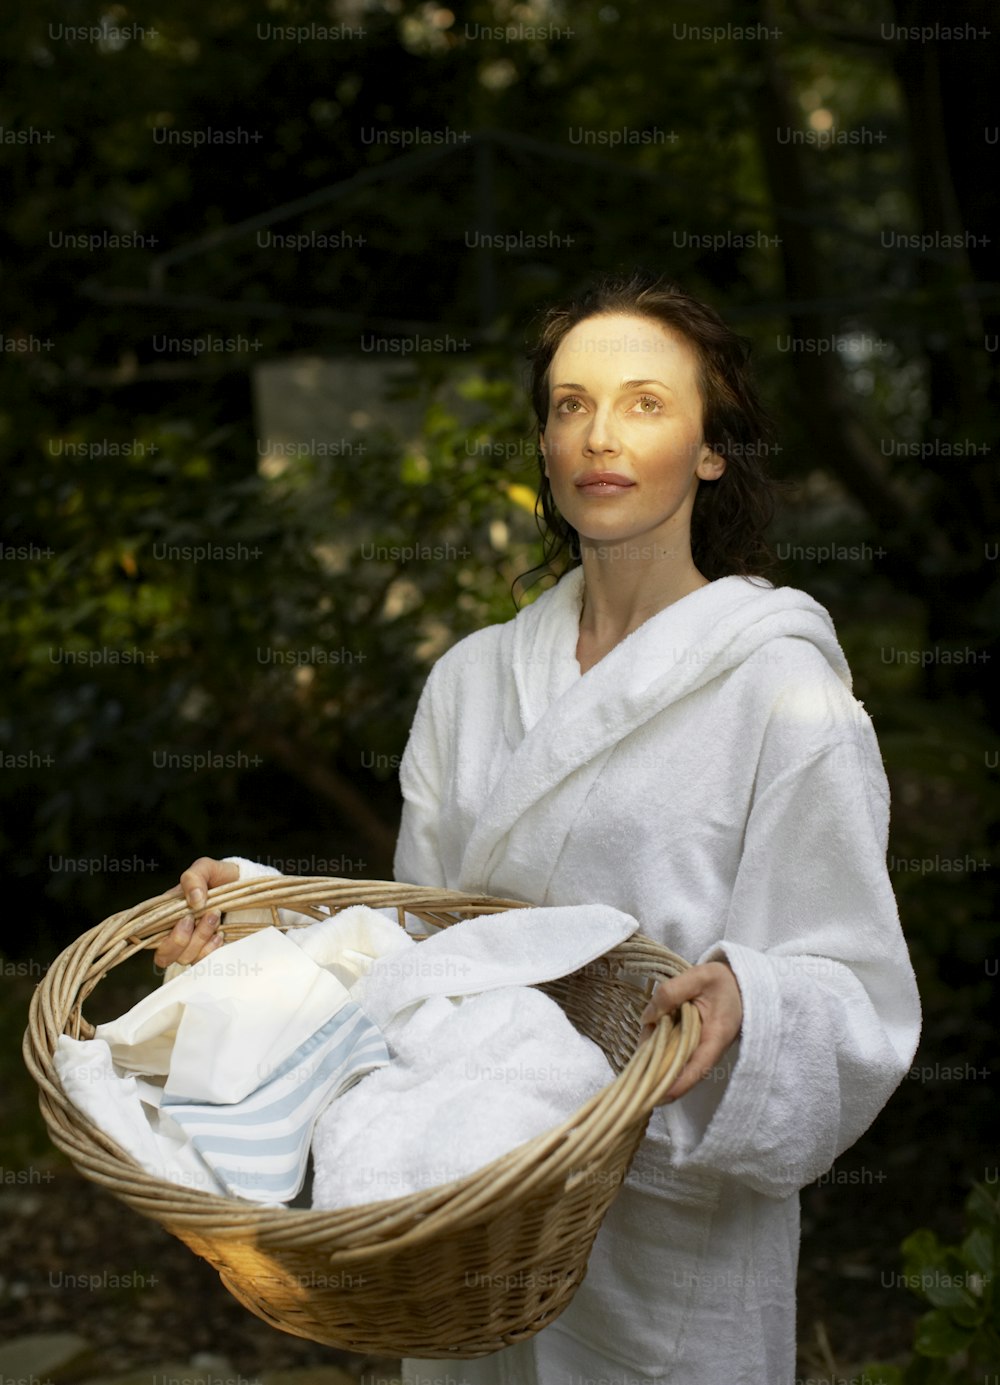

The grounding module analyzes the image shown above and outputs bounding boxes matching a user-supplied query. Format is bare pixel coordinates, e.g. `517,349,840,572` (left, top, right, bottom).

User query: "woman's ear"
696,442,726,481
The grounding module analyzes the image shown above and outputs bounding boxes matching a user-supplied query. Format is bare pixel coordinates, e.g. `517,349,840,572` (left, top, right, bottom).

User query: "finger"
659,1018,733,1103
638,990,705,1055
179,863,212,912
660,1053,714,1103
640,962,741,1028
180,858,240,912
180,856,226,910
638,973,697,1026
174,911,221,966
153,920,225,971
634,1002,673,1041
153,914,194,969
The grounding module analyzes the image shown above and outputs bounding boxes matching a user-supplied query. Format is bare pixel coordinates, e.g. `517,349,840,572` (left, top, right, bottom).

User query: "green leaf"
963,1235,991,1285
962,1226,994,1277
901,1228,946,1287
966,1181,1000,1231
918,1249,978,1311
948,1300,985,1330
913,1308,975,1358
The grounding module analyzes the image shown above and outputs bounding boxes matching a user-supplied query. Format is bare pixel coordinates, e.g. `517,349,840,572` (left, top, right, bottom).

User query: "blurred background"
1,1,997,1382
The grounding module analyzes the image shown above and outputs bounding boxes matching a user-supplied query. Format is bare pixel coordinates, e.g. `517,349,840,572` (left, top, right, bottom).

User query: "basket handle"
639,997,702,1107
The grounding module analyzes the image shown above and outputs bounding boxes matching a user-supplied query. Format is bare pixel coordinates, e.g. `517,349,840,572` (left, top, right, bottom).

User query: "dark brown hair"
515,270,779,601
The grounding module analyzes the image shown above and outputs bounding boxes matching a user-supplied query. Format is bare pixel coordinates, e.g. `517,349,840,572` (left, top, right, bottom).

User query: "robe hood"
508,565,851,735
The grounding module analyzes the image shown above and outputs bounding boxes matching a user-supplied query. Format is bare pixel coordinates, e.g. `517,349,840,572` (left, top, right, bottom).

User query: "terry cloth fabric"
384,565,922,1383
311,986,614,1210
354,900,639,1031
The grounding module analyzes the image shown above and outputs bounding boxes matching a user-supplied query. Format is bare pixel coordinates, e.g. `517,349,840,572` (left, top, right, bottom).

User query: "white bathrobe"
391,566,922,1385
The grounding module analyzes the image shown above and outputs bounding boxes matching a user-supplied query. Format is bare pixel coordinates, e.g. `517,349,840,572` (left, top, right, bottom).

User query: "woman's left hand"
638,960,744,1104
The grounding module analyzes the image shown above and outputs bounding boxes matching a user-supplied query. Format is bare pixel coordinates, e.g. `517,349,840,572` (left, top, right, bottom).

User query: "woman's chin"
576,530,679,558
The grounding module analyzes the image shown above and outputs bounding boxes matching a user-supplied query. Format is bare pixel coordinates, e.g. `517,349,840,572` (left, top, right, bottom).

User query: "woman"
155,272,921,1384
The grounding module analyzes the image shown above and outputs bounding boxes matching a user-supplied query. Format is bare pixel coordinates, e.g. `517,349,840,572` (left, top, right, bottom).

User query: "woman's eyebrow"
620,378,675,392
551,379,676,393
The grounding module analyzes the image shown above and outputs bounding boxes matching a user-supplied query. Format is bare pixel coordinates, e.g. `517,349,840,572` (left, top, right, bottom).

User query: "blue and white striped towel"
161,999,388,1203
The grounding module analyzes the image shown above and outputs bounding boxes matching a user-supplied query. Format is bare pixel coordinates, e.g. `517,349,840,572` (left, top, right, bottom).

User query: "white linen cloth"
96,928,358,1095
385,567,922,1384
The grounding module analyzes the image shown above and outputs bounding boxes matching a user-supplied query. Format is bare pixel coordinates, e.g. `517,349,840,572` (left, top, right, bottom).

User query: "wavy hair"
514,270,779,603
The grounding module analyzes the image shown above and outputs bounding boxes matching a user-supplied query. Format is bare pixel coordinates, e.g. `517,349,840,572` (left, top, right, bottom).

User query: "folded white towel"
355,902,638,1031
311,986,613,1209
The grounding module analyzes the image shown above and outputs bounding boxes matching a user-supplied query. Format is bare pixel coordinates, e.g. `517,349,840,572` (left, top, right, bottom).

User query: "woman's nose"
584,408,621,454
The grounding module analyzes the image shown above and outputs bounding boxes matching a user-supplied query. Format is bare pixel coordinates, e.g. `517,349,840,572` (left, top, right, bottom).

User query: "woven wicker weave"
24,876,700,1358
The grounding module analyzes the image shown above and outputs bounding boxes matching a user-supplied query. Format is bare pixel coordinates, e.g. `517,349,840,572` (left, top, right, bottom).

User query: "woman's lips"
575,476,636,496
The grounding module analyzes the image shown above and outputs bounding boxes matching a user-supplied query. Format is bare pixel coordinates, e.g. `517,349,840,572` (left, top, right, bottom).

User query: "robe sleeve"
393,663,449,887
218,856,320,929
223,855,284,884
661,709,922,1199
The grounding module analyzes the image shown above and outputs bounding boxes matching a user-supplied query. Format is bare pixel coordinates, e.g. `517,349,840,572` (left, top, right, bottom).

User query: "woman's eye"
636,395,661,413
556,397,582,413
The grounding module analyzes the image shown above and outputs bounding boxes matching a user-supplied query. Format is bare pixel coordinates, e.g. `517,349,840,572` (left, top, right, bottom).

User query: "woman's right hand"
152,857,241,970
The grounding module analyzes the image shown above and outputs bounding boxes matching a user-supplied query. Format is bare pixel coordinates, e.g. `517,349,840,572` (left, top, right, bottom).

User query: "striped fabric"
161,1000,389,1204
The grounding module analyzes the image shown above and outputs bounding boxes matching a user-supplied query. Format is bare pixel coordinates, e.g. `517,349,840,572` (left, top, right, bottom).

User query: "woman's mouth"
575,473,636,496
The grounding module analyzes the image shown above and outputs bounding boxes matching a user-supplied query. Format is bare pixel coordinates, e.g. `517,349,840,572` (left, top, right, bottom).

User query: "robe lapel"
457,571,850,895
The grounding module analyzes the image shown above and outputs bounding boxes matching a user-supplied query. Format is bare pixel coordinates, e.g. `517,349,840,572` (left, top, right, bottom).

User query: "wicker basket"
24,876,700,1359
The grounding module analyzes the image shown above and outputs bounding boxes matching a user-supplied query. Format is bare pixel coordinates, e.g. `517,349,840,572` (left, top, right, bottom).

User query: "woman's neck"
576,545,710,649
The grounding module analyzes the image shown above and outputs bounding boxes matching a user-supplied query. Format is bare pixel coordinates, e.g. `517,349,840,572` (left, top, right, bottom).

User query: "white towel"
288,904,415,986
306,900,635,1206
355,901,639,1031
311,986,613,1209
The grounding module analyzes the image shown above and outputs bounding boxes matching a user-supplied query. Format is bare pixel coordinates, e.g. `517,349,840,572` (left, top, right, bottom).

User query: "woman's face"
539,312,725,555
